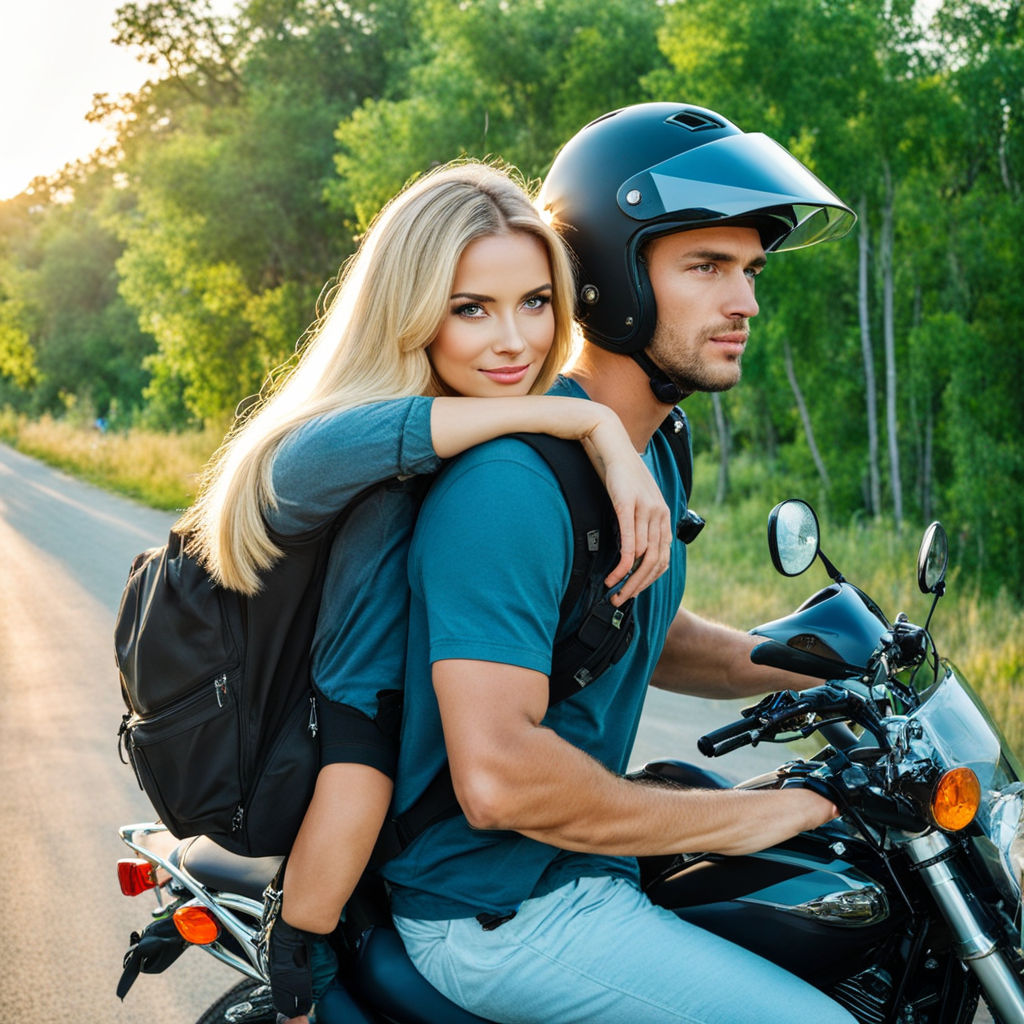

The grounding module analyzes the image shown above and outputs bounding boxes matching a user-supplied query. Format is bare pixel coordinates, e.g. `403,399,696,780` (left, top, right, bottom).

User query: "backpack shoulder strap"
508,433,636,707
658,405,693,502
506,432,614,625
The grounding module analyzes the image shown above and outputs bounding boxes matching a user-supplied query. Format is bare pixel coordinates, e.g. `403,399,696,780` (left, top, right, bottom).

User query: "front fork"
903,830,1024,1023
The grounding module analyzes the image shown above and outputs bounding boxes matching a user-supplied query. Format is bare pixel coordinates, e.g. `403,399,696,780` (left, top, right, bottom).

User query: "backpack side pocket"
231,691,319,857
124,669,244,839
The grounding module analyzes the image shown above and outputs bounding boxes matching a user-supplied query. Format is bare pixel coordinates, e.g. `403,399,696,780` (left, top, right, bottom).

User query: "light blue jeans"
394,875,856,1024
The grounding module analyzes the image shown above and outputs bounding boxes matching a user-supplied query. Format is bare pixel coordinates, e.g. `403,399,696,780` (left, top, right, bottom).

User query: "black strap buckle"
677,509,706,544
476,910,517,931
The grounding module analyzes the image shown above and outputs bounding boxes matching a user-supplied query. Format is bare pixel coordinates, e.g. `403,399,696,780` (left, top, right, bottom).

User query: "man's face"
645,225,766,395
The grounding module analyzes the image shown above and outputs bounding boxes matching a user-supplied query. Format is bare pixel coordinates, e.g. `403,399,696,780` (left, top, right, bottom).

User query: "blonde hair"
176,160,577,595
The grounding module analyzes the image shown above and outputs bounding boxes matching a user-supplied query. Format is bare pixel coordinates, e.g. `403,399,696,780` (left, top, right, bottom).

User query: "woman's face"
430,231,555,397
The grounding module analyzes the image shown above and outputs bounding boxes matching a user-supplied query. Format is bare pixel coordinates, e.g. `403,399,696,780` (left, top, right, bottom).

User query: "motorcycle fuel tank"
646,830,896,986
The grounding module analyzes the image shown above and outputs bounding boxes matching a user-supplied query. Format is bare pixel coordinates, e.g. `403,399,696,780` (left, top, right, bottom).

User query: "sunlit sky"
0,0,234,201
0,0,153,199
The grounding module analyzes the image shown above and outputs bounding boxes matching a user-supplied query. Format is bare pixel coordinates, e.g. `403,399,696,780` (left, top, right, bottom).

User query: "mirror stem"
922,582,944,635
817,547,845,584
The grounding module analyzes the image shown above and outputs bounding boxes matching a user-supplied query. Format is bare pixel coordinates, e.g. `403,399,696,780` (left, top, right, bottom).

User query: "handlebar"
697,683,891,759
697,716,759,757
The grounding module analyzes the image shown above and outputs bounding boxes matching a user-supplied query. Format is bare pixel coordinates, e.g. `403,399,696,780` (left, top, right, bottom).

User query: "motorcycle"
114,500,1024,1023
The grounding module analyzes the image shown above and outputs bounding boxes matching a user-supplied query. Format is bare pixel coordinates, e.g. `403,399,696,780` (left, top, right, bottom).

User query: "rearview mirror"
767,500,820,577
917,521,948,595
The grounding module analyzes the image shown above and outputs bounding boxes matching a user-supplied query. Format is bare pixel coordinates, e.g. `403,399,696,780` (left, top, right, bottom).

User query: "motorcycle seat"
174,835,283,901
631,759,733,789
354,925,492,1024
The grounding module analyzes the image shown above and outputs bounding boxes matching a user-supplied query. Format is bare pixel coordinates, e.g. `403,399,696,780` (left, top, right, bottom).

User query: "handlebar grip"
710,732,757,757
698,717,757,757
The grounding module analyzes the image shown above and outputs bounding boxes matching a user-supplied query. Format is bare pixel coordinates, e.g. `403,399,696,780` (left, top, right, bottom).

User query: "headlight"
980,782,1024,904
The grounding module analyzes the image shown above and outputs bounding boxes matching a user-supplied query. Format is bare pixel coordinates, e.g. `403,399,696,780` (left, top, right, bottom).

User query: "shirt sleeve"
409,440,574,675
267,396,440,536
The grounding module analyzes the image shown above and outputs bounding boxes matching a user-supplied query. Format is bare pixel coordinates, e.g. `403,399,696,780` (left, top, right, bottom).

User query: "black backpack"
115,485,389,858
115,411,696,859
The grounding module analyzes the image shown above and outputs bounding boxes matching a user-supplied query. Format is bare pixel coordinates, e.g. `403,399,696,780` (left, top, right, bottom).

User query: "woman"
176,160,671,1022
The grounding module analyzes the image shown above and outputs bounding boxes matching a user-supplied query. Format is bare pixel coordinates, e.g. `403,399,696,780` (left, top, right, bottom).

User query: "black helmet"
539,102,855,355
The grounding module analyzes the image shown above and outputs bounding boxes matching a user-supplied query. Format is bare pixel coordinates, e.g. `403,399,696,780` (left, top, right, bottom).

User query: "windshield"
908,664,1023,902
910,666,1008,792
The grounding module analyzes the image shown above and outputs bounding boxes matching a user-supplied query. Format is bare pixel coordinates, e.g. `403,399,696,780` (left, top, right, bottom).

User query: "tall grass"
0,409,222,512
4,411,1022,754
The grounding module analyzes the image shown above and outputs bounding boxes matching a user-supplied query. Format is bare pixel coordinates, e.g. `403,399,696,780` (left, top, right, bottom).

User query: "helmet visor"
617,131,855,251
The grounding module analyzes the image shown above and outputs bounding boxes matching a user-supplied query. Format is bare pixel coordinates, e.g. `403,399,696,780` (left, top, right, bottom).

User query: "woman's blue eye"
523,294,551,310
455,303,485,317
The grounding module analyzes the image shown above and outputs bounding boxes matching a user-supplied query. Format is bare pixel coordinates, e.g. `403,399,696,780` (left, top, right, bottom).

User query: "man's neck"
568,345,676,452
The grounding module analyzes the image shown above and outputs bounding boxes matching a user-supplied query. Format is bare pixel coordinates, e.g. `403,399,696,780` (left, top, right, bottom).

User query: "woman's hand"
581,411,672,604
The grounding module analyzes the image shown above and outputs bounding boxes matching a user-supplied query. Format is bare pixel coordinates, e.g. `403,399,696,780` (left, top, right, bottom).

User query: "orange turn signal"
172,904,221,945
931,767,981,832
117,858,157,897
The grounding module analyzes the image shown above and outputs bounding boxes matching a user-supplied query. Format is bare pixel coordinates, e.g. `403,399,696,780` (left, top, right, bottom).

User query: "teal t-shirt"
383,378,689,921
266,397,441,762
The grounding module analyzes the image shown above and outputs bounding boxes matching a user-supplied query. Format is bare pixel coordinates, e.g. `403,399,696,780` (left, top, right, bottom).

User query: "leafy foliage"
0,0,1022,599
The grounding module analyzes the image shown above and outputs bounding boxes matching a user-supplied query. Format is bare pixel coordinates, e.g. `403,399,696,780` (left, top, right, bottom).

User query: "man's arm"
435,658,836,858
649,606,820,698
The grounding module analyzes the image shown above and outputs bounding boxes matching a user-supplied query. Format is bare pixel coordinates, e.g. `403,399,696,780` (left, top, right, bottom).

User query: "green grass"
0,409,222,512
4,411,1022,755
684,471,1024,758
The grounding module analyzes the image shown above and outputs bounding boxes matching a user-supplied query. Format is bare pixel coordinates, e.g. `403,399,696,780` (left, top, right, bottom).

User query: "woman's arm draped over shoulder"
269,394,670,599
268,397,440,536
431,396,671,601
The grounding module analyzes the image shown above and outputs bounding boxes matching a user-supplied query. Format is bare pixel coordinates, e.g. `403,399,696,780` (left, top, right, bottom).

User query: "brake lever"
752,683,891,752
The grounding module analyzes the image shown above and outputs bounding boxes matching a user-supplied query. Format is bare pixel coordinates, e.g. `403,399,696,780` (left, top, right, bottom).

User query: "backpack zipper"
308,693,318,739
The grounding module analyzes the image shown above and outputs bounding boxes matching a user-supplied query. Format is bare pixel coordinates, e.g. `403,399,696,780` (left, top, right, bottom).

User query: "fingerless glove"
268,916,314,1019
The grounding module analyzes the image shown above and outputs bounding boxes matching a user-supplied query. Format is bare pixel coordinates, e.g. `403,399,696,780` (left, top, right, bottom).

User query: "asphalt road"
0,444,233,1023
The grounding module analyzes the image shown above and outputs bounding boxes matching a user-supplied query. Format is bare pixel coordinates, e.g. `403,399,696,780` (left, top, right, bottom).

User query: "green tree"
104,0,414,423
330,0,669,231
0,164,156,419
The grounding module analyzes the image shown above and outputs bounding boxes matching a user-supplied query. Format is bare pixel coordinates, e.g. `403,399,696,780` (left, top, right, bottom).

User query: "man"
382,103,859,1023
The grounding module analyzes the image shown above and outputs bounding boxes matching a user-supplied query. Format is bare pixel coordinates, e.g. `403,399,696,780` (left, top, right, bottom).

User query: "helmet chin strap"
631,348,684,405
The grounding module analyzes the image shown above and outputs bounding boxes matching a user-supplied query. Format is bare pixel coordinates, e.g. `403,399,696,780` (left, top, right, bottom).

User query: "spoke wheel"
193,979,276,1024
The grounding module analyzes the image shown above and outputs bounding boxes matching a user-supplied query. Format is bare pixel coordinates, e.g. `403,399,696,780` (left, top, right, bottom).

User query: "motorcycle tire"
193,979,277,1024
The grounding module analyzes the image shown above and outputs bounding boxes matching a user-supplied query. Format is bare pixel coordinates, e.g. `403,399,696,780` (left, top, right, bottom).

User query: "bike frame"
118,822,269,984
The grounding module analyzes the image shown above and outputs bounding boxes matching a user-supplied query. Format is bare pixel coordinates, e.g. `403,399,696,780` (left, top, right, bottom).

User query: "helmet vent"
667,110,725,132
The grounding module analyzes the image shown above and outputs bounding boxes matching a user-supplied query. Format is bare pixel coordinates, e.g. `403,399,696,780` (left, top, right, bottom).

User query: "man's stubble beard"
647,324,745,395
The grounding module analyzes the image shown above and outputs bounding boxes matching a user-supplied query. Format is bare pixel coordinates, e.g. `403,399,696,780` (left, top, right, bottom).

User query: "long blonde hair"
176,160,578,595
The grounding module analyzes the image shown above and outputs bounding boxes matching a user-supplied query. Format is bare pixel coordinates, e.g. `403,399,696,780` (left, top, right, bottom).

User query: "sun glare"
0,0,153,201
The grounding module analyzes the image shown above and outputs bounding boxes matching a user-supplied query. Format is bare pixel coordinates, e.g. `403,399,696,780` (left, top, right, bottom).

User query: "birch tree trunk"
783,336,831,492
858,195,881,517
922,410,933,522
711,392,730,506
881,163,903,524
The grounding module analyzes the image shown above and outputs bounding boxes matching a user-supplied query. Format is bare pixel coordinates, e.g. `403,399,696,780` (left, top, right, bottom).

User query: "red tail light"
117,858,157,897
